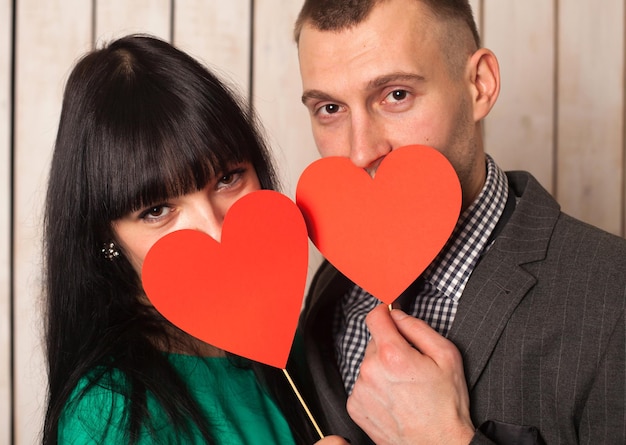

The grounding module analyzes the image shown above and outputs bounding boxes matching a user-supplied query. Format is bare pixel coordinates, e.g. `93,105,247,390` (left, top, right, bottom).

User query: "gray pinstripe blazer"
296,171,626,444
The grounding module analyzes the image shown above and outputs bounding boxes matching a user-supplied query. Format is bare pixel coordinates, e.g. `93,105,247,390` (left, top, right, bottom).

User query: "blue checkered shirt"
333,155,509,394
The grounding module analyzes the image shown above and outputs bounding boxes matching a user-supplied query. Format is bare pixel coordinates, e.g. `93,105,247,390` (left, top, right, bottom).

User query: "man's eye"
324,104,340,114
317,103,340,115
389,89,408,101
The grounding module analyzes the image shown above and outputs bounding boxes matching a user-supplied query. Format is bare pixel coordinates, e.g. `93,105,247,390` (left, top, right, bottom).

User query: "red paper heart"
141,190,308,368
296,145,461,304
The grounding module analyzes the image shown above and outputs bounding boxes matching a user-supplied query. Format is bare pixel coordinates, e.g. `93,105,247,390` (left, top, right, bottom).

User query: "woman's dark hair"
42,34,315,444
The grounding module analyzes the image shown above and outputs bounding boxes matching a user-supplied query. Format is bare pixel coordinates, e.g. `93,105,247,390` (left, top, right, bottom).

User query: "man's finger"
389,308,462,367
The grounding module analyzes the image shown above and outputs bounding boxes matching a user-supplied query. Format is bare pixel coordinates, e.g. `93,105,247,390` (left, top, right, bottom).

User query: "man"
293,0,626,443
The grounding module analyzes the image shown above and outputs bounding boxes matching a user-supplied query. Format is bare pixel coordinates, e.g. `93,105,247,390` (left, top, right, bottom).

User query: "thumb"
389,309,460,363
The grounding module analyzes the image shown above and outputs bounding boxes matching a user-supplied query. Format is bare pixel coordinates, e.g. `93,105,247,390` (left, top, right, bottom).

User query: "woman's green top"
58,354,296,444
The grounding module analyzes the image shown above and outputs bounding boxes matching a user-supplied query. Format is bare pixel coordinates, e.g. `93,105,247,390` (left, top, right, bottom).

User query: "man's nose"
348,114,392,178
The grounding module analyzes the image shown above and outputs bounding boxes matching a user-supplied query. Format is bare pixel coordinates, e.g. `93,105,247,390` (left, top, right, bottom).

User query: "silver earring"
102,241,120,261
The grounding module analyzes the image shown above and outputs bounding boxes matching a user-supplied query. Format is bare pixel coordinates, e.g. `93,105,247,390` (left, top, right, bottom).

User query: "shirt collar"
423,155,508,301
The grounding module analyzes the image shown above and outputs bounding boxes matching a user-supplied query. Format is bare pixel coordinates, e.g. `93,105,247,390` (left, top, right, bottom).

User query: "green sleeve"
58,372,132,444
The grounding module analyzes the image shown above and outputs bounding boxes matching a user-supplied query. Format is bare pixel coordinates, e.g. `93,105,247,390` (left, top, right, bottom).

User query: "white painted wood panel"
0,0,12,443
253,0,315,196
174,0,251,97
13,2,92,443
95,0,170,45
557,0,624,236
253,0,324,283
482,1,556,191
6,1,626,444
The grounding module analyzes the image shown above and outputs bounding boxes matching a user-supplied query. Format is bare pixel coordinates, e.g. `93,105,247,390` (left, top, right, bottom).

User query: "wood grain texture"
13,1,92,443
482,1,556,192
253,0,324,283
557,0,625,236
95,0,170,44
0,0,12,443
3,1,626,443
174,0,251,97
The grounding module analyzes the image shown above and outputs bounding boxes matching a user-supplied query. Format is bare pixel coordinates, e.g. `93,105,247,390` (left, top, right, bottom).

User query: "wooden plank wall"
1,2,12,444
482,0,626,236
1,1,624,443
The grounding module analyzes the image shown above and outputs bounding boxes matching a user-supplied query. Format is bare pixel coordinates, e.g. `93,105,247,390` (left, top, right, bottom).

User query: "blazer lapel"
449,250,537,389
448,172,560,390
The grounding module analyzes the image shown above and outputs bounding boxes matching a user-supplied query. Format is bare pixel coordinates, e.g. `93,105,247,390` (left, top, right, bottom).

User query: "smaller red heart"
141,190,308,369
296,145,461,304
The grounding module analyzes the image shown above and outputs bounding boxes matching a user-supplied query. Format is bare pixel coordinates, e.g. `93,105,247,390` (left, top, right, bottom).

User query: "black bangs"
91,88,245,220
77,38,264,222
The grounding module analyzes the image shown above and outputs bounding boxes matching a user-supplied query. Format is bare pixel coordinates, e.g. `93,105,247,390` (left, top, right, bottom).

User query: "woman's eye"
216,167,246,190
219,173,237,185
139,205,171,221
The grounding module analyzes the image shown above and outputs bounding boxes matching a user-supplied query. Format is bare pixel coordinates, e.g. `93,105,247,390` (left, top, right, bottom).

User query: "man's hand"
347,305,475,445
315,435,352,444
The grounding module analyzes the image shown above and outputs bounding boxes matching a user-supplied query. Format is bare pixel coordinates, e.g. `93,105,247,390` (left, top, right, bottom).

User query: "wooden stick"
282,368,324,439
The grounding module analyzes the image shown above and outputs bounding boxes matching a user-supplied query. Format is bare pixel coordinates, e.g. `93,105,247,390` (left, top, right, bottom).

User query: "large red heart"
296,145,461,304
141,190,308,369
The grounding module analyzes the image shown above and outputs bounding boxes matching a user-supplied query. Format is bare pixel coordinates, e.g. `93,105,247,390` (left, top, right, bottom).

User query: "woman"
42,34,347,445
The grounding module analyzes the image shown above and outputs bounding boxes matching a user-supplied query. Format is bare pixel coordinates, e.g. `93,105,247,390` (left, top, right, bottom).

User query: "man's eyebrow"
367,72,426,89
301,89,333,105
301,72,425,105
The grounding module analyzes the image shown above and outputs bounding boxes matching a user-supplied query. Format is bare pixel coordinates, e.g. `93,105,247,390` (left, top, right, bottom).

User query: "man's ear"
468,48,500,121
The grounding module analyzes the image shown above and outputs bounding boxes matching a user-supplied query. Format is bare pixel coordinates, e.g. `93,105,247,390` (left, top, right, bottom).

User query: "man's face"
298,0,486,208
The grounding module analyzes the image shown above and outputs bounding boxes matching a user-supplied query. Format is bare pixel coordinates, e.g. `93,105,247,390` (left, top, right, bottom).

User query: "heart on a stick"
141,190,308,369
296,145,461,304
